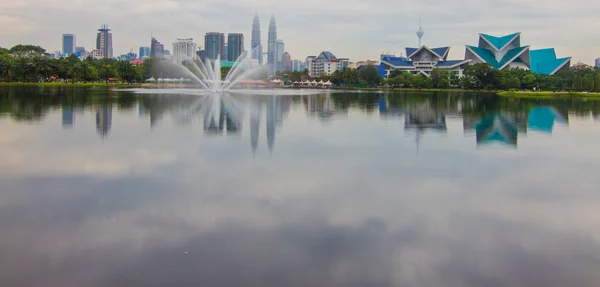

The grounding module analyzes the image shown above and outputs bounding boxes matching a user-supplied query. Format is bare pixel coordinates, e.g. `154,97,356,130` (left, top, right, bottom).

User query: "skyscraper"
96,25,113,59
596,57,600,68
223,44,228,62
62,34,76,55
150,38,164,58
251,13,263,65
139,46,150,59
172,38,197,63
276,39,285,71
282,52,292,71
227,33,244,62
205,32,225,60
268,15,278,72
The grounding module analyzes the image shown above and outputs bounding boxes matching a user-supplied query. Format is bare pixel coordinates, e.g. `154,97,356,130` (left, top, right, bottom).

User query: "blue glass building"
62,34,76,55
205,32,225,61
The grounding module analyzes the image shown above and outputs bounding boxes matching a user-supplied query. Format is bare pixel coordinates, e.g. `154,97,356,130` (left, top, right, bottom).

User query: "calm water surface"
2,86,600,286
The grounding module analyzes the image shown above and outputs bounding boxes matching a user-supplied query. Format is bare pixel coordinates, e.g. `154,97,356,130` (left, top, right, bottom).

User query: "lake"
2,86,600,286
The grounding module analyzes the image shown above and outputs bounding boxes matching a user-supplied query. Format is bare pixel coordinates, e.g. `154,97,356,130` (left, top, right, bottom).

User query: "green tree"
68,64,83,83
430,68,450,88
438,78,451,89
9,45,46,58
463,63,497,89
521,74,536,90
387,75,405,88
0,51,15,81
508,77,521,89
116,61,135,83
411,75,432,88
358,66,381,87
99,64,116,82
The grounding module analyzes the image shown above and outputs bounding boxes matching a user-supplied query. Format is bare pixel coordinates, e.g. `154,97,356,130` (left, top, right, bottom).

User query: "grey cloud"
2,0,599,63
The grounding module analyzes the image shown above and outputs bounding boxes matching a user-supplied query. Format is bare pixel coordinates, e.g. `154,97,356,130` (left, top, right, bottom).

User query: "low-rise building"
90,49,104,60
305,52,350,77
380,46,470,78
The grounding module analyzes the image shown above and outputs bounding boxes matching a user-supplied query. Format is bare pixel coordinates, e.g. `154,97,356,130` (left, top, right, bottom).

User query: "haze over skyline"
2,0,599,63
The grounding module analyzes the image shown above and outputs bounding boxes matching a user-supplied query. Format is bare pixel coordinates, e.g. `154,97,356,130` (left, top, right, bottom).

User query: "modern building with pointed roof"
465,32,570,75
380,45,471,78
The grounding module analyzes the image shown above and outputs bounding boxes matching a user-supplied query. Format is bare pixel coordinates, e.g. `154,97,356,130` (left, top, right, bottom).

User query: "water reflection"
2,87,600,286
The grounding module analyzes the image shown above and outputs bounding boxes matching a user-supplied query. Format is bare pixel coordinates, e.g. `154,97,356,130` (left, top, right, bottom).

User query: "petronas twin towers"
251,13,277,71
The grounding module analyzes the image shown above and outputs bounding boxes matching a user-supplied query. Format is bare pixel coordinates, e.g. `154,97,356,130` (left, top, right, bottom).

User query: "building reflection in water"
62,106,74,129
96,105,112,139
464,106,569,148
250,100,261,155
304,93,344,123
404,102,447,153
527,106,568,134
203,95,243,137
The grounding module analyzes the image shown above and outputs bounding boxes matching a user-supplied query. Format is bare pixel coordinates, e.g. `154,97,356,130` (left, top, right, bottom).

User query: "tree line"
384,63,600,91
2,44,599,92
0,45,143,83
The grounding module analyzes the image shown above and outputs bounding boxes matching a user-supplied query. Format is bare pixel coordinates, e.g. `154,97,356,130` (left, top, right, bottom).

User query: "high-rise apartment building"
268,16,278,72
139,46,150,59
281,52,292,72
205,32,225,60
62,34,76,55
150,38,164,58
227,33,244,62
172,38,197,63
96,25,113,59
596,57,600,68
251,13,263,65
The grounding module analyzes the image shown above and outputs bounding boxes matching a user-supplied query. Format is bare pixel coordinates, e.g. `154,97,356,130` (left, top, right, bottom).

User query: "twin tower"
251,13,277,70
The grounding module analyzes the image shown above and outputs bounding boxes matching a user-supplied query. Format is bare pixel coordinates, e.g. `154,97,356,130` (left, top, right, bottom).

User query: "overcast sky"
1,0,599,63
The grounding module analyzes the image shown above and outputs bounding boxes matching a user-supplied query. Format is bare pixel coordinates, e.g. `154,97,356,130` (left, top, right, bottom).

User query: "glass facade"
205,33,225,61
151,38,164,58
227,33,244,62
62,34,76,55
139,47,150,59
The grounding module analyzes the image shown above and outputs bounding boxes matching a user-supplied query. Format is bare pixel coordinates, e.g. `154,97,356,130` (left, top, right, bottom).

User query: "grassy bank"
498,91,600,98
0,82,142,88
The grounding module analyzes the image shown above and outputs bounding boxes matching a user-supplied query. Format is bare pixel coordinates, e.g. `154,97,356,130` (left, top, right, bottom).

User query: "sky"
1,0,599,64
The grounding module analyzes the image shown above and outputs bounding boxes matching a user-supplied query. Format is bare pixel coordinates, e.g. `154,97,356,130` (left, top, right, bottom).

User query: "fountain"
126,46,323,97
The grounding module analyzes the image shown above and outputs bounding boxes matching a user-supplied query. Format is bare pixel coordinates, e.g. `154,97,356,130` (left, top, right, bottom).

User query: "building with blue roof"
465,32,570,75
379,45,471,78
305,51,350,77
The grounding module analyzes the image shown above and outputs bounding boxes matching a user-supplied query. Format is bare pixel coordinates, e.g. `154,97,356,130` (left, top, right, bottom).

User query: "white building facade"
305,52,350,77
172,38,198,63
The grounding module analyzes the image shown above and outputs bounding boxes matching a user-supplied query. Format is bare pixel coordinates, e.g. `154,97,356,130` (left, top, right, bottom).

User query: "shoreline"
2,82,599,98
0,82,143,88
498,91,600,98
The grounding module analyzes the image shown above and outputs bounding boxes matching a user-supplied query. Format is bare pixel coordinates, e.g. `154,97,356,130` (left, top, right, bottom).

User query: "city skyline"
2,2,598,64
